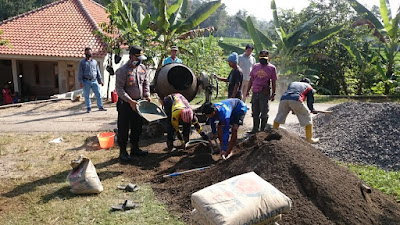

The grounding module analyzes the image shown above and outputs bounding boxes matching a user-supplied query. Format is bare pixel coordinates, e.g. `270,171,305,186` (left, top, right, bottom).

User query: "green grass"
340,162,400,202
0,133,184,225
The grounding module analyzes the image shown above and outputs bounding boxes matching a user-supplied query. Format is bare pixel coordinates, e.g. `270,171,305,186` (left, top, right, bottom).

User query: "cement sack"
191,172,291,225
191,209,282,225
67,155,103,194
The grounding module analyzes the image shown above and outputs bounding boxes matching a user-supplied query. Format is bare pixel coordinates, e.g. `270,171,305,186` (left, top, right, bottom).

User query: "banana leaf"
218,42,244,55
271,0,284,42
167,0,183,17
347,0,384,30
156,0,170,34
299,25,343,47
286,17,317,48
236,17,273,48
180,0,189,19
379,0,392,33
140,14,151,31
339,38,362,63
175,0,221,33
136,7,145,28
387,8,400,38
246,16,263,53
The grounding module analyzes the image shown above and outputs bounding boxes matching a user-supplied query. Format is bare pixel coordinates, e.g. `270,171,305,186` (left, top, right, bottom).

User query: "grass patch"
0,133,184,225
341,162,400,201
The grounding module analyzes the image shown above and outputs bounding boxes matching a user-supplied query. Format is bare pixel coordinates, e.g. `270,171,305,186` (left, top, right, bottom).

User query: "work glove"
200,132,209,141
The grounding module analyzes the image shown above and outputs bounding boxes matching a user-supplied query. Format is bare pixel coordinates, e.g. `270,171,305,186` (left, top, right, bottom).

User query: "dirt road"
0,99,336,133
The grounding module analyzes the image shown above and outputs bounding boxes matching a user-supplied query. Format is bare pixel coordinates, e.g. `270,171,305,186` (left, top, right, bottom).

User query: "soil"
148,129,400,224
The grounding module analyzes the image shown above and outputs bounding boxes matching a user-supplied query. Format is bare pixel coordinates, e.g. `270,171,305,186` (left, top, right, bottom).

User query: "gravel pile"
313,102,400,170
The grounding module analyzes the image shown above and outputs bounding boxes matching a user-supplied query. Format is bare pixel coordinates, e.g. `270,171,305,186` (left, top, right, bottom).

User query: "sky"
221,0,400,21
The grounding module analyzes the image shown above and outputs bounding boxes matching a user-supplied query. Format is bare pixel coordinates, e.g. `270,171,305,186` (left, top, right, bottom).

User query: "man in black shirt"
215,52,243,99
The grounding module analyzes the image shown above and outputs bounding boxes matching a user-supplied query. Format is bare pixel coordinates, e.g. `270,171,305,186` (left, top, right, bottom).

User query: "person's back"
214,98,246,121
281,81,313,102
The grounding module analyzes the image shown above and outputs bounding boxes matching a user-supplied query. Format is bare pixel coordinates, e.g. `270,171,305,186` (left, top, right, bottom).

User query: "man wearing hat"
162,46,183,66
246,50,278,133
115,46,150,162
273,78,319,143
215,52,243,99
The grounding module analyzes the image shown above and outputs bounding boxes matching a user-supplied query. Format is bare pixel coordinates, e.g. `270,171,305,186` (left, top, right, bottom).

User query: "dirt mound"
151,129,400,224
313,102,400,170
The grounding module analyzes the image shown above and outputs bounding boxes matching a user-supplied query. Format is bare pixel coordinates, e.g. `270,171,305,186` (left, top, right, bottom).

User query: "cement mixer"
144,63,218,137
151,63,218,102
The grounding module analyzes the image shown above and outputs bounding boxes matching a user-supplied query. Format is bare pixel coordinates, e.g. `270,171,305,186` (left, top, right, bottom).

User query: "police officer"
115,46,150,162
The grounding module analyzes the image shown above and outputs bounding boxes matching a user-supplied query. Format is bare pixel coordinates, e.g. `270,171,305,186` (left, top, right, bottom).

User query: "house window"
34,64,40,84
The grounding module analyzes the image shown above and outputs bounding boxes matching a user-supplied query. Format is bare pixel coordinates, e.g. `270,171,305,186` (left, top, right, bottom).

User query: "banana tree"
102,0,221,70
339,38,379,95
347,0,400,94
151,0,221,69
220,0,342,76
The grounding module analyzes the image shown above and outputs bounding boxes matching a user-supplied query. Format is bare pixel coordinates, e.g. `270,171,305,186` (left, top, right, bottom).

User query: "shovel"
314,110,333,123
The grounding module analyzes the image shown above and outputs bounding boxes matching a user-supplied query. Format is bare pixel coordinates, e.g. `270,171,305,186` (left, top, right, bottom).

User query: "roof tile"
0,0,108,58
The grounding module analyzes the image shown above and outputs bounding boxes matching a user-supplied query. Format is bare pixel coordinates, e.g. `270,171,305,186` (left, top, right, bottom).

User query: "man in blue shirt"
201,99,247,159
162,46,183,66
78,47,106,113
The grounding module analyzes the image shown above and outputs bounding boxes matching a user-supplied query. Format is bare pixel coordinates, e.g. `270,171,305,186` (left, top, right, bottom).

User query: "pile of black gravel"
312,102,400,171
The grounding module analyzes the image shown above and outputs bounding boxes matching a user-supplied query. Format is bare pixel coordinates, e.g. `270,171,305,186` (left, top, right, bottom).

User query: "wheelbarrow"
136,100,168,137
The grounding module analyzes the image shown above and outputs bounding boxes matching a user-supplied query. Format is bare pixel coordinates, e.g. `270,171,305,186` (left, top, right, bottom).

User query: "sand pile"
152,129,400,224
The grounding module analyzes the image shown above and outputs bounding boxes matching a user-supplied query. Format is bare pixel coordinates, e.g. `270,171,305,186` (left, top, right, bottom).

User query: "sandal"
117,183,140,192
111,200,139,211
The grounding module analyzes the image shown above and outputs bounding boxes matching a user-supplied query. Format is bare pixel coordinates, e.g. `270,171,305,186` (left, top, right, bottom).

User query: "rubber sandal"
111,200,139,211
117,183,137,192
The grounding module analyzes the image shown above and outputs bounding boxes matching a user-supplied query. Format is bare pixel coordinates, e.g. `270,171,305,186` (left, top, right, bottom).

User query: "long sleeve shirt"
209,99,247,151
115,62,150,102
168,94,202,140
78,58,102,84
280,81,316,112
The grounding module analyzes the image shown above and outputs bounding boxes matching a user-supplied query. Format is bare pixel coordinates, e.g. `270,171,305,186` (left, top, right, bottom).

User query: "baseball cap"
259,50,269,59
170,46,178,51
129,45,147,61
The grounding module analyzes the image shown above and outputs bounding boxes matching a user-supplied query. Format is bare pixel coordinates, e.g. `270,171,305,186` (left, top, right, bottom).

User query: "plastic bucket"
97,132,115,149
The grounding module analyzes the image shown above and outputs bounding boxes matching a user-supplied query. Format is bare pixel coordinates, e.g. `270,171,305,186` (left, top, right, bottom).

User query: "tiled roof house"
0,0,123,99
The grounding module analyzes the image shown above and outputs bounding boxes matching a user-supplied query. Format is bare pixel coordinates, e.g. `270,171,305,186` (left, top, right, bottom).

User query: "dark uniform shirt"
115,62,150,102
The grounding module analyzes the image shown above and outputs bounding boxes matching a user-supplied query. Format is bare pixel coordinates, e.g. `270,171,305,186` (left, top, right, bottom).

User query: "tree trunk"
357,72,364,95
340,68,349,95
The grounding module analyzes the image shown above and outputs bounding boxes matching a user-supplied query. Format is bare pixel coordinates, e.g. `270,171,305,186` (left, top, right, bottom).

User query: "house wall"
57,60,79,94
18,60,58,97
101,51,131,99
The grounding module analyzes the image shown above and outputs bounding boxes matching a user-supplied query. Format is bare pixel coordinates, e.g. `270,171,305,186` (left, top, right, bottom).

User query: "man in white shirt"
238,44,256,103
